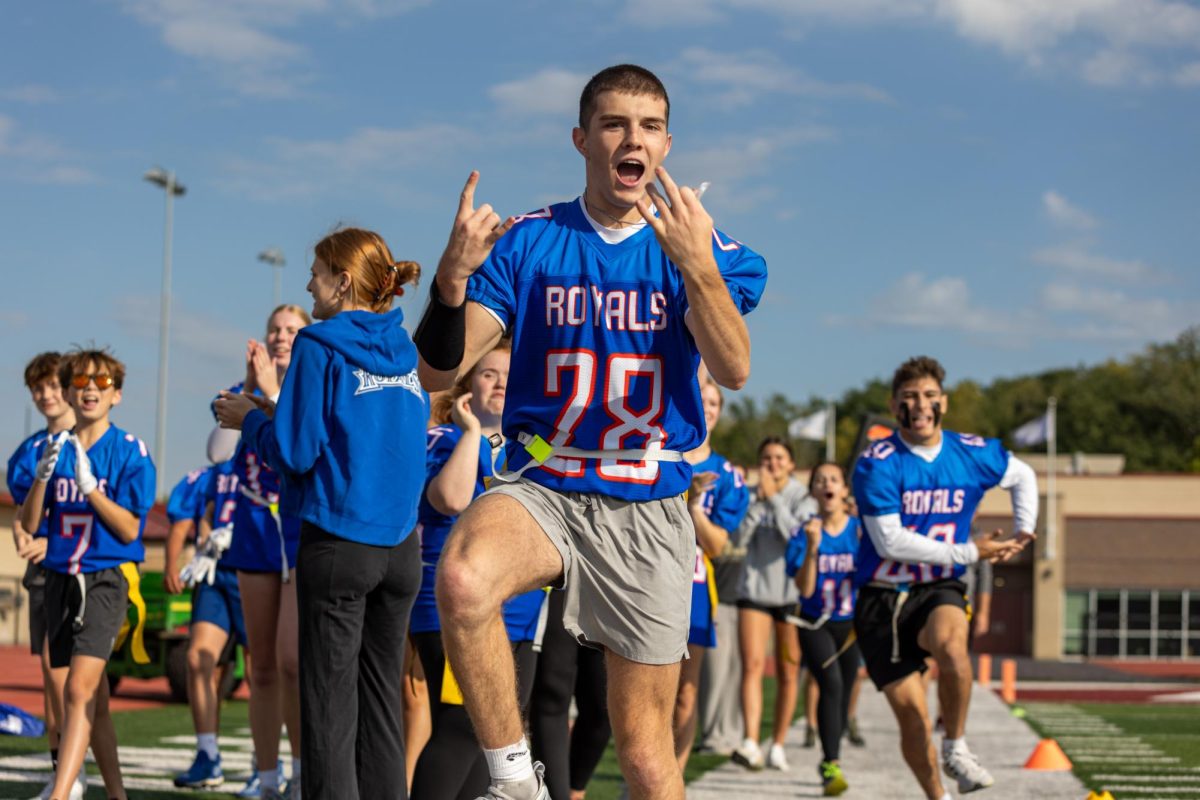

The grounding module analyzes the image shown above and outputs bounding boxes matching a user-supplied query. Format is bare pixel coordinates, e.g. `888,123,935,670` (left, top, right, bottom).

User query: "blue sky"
2,0,1198,489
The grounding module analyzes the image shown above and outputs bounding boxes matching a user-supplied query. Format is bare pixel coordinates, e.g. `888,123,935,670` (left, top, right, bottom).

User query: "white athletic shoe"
942,747,995,793
766,742,790,771
30,769,85,800
476,761,550,800
731,737,765,770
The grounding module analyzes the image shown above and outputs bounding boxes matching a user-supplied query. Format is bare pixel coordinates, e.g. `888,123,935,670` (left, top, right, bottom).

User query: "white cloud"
117,0,429,97
114,295,253,363
1032,242,1159,283
1174,61,1200,86
674,48,891,106
488,69,591,117
215,122,476,200
864,272,1017,334
0,84,60,104
632,0,1200,89
0,115,96,184
665,126,836,212
1042,190,1097,229
1039,282,1194,340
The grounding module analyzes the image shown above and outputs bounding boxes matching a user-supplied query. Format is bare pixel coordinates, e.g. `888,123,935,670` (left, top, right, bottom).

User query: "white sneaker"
29,774,53,800
29,769,85,800
476,761,550,800
766,742,790,771
943,747,995,793
731,737,764,771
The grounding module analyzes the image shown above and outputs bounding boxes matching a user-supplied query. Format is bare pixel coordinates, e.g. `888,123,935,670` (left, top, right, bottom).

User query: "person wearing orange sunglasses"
17,347,156,800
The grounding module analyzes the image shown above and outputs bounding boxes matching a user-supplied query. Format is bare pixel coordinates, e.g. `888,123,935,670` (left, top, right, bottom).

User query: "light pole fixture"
144,166,185,498
258,248,286,307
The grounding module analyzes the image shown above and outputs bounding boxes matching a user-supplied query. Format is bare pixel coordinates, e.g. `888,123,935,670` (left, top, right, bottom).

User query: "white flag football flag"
788,409,828,441
1012,413,1049,447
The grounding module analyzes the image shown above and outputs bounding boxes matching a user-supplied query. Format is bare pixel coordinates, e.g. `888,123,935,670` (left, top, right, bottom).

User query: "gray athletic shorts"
486,479,694,665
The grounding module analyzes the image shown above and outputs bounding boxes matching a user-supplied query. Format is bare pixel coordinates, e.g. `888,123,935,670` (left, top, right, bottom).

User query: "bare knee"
435,546,499,628
65,674,99,710
619,740,677,793
188,644,218,678
250,659,279,689
278,650,300,686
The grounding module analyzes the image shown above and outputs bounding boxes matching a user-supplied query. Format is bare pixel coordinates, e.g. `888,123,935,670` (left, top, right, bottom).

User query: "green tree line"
711,326,1200,473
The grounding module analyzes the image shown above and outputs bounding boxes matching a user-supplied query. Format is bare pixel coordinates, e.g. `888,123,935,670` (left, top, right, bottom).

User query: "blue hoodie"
241,307,429,547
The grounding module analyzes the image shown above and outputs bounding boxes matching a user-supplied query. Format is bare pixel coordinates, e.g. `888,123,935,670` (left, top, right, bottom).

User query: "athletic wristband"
413,278,466,371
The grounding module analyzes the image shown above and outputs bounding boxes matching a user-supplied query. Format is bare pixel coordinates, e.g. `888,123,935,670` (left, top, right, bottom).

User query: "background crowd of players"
9,333,1016,800
6,64,1037,800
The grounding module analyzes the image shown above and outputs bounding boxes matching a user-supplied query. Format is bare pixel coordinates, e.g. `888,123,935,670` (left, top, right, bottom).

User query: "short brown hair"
58,348,126,391
891,356,946,396
24,352,62,389
314,228,421,314
578,64,669,130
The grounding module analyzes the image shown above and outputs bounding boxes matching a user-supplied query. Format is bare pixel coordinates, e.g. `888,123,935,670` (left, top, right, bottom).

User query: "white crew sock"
259,768,279,790
291,757,302,780
483,737,534,783
197,733,218,760
939,793,953,800
942,737,968,757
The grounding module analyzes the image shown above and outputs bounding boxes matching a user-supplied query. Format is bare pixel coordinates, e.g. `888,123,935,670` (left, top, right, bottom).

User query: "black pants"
798,619,860,763
410,632,538,800
529,589,611,798
297,523,420,800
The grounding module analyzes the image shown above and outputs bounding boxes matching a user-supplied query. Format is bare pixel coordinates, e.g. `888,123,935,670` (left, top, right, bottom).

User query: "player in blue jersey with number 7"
414,64,766,800
852,356,1038,799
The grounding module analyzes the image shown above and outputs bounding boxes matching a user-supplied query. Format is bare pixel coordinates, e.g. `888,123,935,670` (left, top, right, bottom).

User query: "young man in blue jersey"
415,64,764,800
17,348,156,800
852,356,1037,799
6,352,85,800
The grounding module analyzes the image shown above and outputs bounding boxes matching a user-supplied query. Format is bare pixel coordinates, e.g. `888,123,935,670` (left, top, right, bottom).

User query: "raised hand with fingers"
247,340,279,397
449,392,480,435
635,166,717,277
436,171,515,304
180,524,233,587
71,434,99,497
34,430,69,482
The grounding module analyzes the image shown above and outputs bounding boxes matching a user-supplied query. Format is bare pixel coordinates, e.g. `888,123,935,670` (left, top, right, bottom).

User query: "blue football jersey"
6,428,56,538
205,459,240,529
16,425,156,574
466,198,766,501
411,424,545,640
687,450,750,646
784,517,860,621
166,467,213,525
853,430,1010,587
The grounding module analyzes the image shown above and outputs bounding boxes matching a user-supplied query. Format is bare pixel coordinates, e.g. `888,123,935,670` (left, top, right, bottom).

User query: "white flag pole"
1046,396,1057,560
826,400,836,462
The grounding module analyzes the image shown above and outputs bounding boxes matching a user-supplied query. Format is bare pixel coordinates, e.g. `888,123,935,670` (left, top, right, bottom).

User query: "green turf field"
0,678,801,798
1021,701,1200,800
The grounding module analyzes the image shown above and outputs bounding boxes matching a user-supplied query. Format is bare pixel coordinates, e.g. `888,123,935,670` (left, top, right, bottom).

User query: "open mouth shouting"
616,158,645,189
78,393,102,414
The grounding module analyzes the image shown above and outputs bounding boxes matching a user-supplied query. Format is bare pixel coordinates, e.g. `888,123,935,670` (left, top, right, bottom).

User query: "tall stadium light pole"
144,167,185,498
258,248,286,306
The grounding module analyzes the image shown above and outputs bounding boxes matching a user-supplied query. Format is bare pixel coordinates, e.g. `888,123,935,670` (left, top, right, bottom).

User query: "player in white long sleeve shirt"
852,357,1035,800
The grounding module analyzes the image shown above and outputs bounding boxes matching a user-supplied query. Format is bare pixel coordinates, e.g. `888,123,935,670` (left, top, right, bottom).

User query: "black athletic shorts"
736,598,792,623
45,567,129,669
853,578,968,690
22,561,48,656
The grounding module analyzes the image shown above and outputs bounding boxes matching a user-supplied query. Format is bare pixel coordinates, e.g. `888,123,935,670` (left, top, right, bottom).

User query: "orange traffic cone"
1024,739,1072,771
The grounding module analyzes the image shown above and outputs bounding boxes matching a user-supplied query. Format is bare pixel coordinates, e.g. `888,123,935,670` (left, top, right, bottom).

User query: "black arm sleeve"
412,279,466,371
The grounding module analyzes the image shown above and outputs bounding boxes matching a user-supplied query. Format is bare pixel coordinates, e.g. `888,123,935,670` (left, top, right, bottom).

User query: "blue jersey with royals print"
10,425,155,575
466,198,766,501
211,383,300,571
784,517,860,622
205,459,240,530
166,467,213,525
7,428,56,538
853,430,1010,588
687,451,749,647
411,424,545,641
